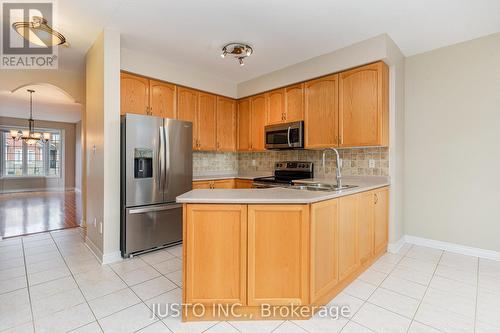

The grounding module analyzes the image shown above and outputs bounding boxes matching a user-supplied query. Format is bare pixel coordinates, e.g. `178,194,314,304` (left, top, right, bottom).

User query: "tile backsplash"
194,147,388,177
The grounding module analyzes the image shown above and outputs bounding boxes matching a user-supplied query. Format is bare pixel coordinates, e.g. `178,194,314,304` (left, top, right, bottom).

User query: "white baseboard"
388,237,406,254
403,235,500,262
102,251,123,265
84,236,123,265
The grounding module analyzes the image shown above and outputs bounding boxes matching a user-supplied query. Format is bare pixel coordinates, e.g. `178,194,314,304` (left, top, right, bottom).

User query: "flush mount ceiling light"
12,16,68,47
221,43,253,66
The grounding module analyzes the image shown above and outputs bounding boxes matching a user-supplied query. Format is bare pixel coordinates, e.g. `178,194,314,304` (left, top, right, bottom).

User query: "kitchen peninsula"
177,177,389,321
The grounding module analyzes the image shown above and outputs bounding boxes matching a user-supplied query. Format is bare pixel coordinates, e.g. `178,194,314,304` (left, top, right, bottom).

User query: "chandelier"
10,90,50,145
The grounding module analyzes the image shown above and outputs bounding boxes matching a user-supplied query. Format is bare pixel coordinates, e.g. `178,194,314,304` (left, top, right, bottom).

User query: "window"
1,129,62,177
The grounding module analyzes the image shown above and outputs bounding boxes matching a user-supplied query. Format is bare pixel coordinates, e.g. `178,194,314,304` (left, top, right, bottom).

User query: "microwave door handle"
287,126,292,147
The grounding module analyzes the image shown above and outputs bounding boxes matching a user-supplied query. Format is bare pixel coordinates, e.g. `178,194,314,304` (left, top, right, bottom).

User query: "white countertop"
193,171,272,181
177,176,390,204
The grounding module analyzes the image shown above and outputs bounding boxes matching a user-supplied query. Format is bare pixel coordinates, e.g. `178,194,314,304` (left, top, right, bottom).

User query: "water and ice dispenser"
134,148,153,178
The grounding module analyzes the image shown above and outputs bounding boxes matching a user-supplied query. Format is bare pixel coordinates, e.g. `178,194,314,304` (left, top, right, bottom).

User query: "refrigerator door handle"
128,204,182,214
164,124,170,192
158,127,165,192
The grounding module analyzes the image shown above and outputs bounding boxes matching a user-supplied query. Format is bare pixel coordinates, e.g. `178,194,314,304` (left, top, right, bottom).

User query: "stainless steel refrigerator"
120,114,192,257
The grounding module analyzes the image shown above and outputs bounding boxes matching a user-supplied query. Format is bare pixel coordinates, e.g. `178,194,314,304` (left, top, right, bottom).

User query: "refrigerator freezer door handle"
164,125,170,192
158,127,165,192
129,204,182,214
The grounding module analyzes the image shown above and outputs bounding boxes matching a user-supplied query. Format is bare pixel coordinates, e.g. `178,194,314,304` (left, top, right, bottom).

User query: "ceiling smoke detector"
221,43,253,66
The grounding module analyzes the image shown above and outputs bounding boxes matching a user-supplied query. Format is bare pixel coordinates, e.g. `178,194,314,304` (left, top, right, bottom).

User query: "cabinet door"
235,179,253,189
250,94,267,151
212,179,235,189
197,93,217,151
374,187,389,254
149,80,176,118
358,191,374,264
266,89,285,125
339,61,389,147
120,73,149,115
237,99,251,151
247,205,309,305
192,181,211,189
304,74,339,148
184,204,247,304
285,83,304,122
310,199,338,303
338,194,359,280
217,97,237,151
177,87,198,149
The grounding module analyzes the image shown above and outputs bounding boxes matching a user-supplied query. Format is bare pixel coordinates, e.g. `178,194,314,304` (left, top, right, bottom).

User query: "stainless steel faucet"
322,148,342,188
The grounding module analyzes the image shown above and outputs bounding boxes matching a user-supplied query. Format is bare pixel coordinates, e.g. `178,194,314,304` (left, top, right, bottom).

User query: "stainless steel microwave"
265,121,304,149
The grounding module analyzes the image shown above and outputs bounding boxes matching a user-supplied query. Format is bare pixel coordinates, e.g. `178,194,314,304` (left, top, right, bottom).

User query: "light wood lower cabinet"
247,205,310,305
184,204,247,304
310,199,338,303
374,187,389,254
338,194,359,281
235,179,253,188
358,191,375,264
192,179,235,189
183,186,389,320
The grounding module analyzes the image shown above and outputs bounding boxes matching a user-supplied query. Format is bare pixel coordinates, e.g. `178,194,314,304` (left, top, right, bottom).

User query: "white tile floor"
1,228,500,333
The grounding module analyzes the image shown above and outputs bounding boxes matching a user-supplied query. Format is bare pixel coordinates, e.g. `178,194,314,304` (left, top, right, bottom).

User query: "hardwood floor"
0,190,82,238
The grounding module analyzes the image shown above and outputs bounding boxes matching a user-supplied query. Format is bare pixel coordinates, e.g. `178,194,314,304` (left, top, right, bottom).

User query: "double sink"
289,182,357,192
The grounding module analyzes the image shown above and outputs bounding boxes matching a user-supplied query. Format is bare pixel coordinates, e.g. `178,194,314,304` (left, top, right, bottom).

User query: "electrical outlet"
339,159,343,168
99,222,103,234
251,159,256,167
93,218,97,227
369,159,375,168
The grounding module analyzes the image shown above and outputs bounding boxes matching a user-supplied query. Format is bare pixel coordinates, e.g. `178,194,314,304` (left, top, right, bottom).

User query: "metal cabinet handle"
374,193,378,204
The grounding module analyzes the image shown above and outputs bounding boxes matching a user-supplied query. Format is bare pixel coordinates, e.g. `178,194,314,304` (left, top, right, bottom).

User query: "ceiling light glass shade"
12,16,68,47
33,132,41,139
10,130,19,138
25,138,38,145
43,133,51,140
22,129,30,137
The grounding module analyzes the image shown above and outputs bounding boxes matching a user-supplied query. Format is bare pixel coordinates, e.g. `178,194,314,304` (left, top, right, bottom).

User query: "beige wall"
0,116,76,193
84,29,121,262
404,33,500,251
75,121,82,192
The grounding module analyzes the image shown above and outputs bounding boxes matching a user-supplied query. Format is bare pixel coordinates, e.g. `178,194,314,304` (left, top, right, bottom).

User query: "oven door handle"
287,126,292,147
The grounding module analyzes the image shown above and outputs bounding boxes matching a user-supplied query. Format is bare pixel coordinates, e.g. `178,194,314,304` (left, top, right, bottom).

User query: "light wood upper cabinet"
247,205,310,305
237,99,251,151
338,194,359,281
149,80,176,118
339,61,389,147
310,199,338,303
285,83,304,122
120,73,149,115
250,94,267,151
304,74,339,148
358,191,375,264
184,204,247,305
374,187,389,254
217,97,237,151
266,89,286,125
197,92,217,151
177,87,199,149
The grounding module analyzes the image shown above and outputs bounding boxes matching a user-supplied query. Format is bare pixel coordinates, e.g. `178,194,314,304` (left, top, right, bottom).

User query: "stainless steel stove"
253,161,313,188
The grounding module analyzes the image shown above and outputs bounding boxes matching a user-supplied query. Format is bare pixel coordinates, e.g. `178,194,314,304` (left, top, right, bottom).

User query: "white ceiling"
25,0,500,81
0,84,82,123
